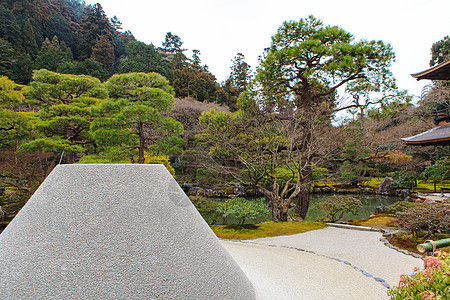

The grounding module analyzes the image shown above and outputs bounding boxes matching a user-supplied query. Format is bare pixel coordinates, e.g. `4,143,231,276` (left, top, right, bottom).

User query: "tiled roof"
411,60,450,81
401,124,450,146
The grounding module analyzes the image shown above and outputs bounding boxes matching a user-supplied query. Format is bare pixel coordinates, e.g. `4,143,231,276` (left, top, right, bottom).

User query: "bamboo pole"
417,238,450,253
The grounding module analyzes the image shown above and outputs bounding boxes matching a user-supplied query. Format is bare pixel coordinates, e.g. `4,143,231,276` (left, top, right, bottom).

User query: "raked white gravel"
221,226,423,300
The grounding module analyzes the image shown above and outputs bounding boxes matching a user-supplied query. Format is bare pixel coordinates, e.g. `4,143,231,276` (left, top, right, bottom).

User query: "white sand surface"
221,227,424,299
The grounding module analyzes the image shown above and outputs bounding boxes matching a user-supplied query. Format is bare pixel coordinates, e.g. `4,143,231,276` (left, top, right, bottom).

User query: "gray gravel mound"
0,164,255,299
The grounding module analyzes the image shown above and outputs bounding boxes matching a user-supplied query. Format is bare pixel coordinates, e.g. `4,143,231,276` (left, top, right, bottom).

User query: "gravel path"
221,227,424,299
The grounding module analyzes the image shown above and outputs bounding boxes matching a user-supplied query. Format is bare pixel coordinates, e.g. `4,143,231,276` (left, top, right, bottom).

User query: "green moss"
348,213,398,228
211,221,326,240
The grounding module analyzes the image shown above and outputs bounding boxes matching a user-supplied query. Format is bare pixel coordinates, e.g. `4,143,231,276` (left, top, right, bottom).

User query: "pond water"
215,194,399,225
304,194,398,222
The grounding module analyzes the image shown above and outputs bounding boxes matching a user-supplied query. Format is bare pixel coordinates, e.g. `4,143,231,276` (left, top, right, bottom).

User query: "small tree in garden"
396,204,450,237
388,251,450,299
19,70,107,164
189,196,222,225
91,72,184,163
317,195,362,223
217,198,268,226
390,170,418,191
219,15,397,220
422,157,450,192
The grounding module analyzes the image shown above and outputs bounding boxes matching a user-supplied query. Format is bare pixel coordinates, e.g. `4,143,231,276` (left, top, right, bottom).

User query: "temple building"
401,59,450,146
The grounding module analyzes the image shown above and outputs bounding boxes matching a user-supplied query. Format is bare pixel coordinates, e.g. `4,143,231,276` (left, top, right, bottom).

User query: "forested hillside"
0,0,245,107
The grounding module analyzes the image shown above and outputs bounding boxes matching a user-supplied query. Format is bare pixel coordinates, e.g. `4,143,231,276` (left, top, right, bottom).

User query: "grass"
365,177,383,189
211,221,326,240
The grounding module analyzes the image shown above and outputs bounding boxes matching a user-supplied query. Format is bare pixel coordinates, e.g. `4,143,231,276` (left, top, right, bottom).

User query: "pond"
304,194,398,222
215,194,399,225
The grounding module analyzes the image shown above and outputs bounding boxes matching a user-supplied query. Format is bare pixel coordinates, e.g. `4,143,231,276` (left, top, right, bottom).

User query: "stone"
234,183,245,197
0,164,255,299
322,186,332,193
181,183,195,193
382,282,391,289
400,189,410,199
188,186,201,196
374,205,388,214
362,187,371,194
378,177,395,195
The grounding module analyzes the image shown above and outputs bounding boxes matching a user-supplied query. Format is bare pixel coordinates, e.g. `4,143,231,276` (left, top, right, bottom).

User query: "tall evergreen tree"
22,19,39,59
0,6,21,45
110,15,122,31
91,34,115,72
35,36,72,71
191,49,202,69
229,53,252,93
430,36,450,66
47,14,79,59
162,32,185,54
80,3,114,62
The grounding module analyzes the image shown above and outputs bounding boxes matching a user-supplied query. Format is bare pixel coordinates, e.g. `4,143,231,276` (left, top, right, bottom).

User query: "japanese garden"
0,1,449,299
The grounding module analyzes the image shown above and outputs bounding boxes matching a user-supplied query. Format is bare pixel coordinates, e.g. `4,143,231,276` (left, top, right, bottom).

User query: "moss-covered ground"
211,221,326,240
315,177,449,194
348,213,398,228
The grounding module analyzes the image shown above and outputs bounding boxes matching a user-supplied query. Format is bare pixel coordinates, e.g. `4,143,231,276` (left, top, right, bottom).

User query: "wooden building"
401,60,450,146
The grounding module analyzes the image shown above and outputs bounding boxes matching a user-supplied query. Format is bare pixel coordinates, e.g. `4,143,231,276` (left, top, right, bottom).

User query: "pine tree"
91,34,115,72
22,19,39,59
80,3,114,60
19,70,108,164
110,16,122,31
162,32,185,54
229,53,252,93
35,36,72,71
92,72,183,163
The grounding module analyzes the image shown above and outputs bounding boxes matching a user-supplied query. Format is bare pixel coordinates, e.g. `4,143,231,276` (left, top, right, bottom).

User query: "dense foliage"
388,251,450,299
0,0,246,106
0,0,448,229
316,195,362,223
396,204,450,237
217,197,268,226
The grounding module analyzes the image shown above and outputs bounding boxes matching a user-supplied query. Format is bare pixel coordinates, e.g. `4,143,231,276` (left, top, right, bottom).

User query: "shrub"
388,251,450,299
391,171,416,189
396,204,450,237
217,197,268,226
317,195,362,223
189,196,221,225
387,201,421,214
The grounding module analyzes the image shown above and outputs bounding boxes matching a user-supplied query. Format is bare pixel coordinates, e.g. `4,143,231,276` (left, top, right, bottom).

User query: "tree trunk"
359,106,365,130
46,152,60,176
66,152,76,164
65,126,77,164
137,122,145,164
295,165,312,219
269,197,292,222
